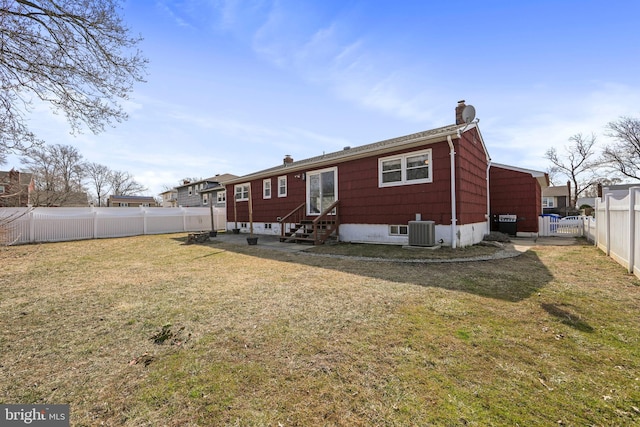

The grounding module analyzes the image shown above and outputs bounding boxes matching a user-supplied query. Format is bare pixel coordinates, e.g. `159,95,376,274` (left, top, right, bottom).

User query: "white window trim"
263,179,272,199
542,197,555,208
306,166,338,216
217,190,226,204
278,175,287,197
389,225,408,236
378,148,432,188
235,183,250,201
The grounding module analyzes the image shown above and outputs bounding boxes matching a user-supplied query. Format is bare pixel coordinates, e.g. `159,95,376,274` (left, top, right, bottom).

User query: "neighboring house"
0,169,34,207
175,174,238,207
159,189,178,207
542,183,571,216
107,195,158,207
31,191,89,207
490,164,548,235
224,101,543,247
601,183,640,198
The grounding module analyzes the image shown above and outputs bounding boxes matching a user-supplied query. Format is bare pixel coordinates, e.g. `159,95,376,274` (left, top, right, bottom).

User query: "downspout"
447,135,457,249
486,161,492,236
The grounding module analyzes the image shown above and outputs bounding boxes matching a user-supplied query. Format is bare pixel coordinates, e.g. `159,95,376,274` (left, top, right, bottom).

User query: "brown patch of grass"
0,235,639,425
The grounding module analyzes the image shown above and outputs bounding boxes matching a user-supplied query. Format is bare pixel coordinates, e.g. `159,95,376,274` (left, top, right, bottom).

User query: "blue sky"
13,0,640,195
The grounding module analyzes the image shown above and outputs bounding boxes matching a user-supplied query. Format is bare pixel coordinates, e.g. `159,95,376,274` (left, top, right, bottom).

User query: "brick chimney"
455,100,466,125
283,155,293,165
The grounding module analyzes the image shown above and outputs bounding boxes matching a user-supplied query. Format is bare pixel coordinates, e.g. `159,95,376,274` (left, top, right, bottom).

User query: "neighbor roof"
543,186,570,197
0,170,33,186
176,173,239,189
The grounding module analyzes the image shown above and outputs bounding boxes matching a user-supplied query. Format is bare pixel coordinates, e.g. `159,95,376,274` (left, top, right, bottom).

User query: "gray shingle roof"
227,123,464,183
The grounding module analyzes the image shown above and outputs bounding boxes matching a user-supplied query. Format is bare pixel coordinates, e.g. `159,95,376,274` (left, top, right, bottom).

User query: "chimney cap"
458,99,466,105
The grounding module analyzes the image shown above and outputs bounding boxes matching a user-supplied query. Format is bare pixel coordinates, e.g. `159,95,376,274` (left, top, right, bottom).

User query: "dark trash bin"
497,214,517,236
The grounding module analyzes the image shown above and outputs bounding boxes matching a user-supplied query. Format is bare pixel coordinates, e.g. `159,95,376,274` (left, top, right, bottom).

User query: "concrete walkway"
206,232,579,263
208,231,313,253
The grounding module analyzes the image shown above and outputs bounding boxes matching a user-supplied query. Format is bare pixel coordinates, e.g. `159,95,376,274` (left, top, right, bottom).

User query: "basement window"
389,225,408,236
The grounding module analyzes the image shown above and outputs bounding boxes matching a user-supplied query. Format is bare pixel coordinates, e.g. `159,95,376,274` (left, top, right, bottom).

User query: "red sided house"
489,163,548,235
224,102,547,247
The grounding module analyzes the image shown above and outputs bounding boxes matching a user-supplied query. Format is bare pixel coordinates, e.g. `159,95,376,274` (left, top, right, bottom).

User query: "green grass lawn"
0,235,638,426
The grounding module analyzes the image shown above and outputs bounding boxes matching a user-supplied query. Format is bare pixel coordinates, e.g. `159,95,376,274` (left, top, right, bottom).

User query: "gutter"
447,135,457,249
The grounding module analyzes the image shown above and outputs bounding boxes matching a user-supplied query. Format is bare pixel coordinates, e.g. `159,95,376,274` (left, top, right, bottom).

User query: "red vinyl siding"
455,129,489,225
489,167,542,233
227,130,490,227
338,142,453,225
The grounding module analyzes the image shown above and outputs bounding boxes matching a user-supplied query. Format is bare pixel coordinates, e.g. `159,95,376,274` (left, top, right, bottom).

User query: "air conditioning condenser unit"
408,220,436,246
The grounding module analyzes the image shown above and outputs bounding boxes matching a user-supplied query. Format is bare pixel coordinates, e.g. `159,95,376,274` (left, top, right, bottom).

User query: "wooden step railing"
279,202,306,242
311,200,340,244
278,200,340,244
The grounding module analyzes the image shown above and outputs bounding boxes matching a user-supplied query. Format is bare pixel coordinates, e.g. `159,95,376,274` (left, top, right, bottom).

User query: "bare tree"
0,0,147,160
21,143,86,206
109,170,146,196
84,162,112,206
545,133,601,208
602,116,640,180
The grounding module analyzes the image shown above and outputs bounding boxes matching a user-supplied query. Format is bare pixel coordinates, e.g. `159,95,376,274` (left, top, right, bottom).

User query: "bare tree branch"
544,133,601,207
109,169,146,196
0,0,147,159
603,116,640,180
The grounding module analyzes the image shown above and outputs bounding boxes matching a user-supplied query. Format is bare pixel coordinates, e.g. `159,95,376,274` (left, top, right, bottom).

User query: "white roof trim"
491,163,549,188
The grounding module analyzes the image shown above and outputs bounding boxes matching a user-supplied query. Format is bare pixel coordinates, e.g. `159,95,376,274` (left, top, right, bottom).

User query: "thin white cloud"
155,0,195,28
482,81,640,173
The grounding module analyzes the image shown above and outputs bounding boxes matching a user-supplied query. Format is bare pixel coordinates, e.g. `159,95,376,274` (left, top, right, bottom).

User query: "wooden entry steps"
278,201,340,245
280,219,337,244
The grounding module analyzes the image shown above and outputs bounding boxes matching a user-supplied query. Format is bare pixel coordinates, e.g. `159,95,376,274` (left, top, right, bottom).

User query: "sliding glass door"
306,167,337,215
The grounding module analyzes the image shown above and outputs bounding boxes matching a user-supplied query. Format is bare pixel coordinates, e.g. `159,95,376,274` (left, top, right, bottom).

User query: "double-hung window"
379,149,432,187
217,191,226,204
542,197,555,208
235,183,250,201
278,176,287,197
263,179,272,199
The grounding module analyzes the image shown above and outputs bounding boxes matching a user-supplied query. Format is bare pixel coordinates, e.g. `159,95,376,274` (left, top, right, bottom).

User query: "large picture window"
379,149,432,187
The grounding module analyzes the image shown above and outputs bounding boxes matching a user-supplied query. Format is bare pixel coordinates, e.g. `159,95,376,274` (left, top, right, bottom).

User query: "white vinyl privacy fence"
592,187,640,278
0,207,225,245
